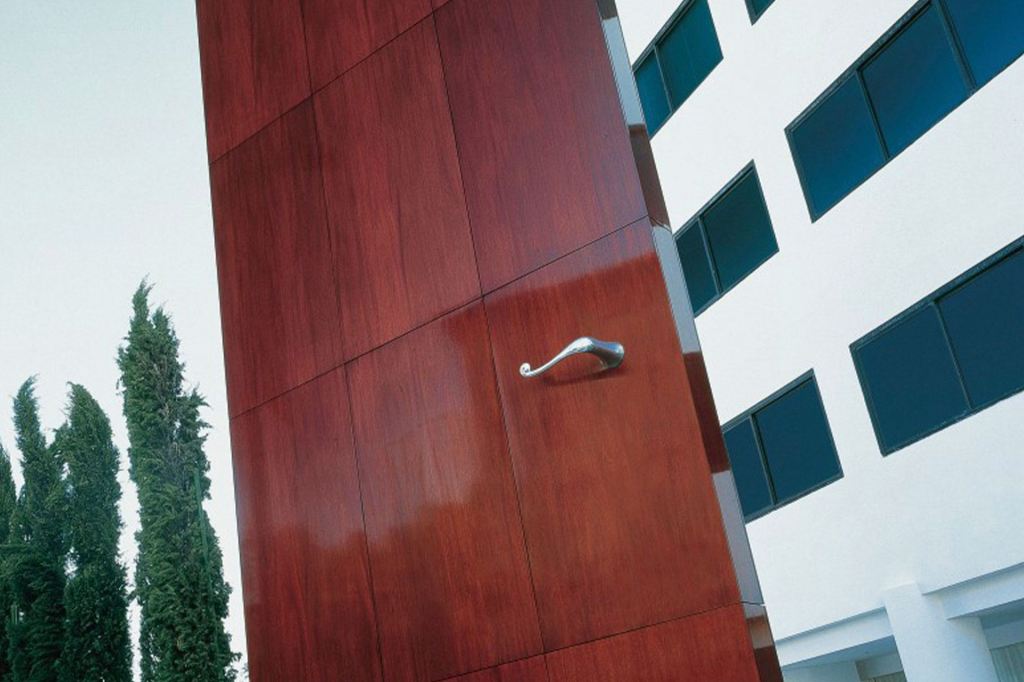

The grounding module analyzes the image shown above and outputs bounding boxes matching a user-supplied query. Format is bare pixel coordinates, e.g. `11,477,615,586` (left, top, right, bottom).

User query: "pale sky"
0,1,247,674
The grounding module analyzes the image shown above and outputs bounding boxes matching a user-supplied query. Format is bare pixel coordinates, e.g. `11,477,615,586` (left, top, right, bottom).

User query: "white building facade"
615,0,1024,680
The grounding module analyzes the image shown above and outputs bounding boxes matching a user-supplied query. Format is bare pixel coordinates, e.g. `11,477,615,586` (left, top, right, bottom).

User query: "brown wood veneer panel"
545,605,763,681
348,304,542,681
484,223,740,649
197,0,310,160
231,369,380,682
440,657,549,682
301,0,431,90
435,0,646,291
315,18,479,360
211,102,342,416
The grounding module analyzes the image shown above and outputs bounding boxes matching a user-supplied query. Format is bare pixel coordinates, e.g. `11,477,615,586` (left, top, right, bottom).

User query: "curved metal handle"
519,337,625,378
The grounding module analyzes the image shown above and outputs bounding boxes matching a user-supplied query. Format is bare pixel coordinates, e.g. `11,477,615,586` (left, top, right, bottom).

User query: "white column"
783,661,861,682
884,582,999,682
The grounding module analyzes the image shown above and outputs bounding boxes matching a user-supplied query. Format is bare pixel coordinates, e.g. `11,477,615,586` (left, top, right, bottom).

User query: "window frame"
631,0,723,136
674,162,778,315
851,237,1024,455
721,371,844,521
785,0,1017,222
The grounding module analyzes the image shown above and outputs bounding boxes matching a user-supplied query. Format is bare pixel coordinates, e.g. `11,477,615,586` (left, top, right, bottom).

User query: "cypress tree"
118,284,237,681
8,378,67,682
56,384,131,681
0,442,17,680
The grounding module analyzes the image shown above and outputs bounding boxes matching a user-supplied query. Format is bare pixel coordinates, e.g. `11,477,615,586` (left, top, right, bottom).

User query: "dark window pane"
939,249,1024,408
723,419,774,519
862,6,969,155
754,380,841,504
790,76,886,217
702,170,778,291
854,306,969,452
676,222,718,312
659,0,723,108
748,0,775,18
635,54,671,134
944,0,1024,85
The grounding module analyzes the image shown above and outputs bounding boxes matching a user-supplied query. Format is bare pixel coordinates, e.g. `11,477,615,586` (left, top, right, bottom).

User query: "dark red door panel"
200,0,783,676
435,0,646,292
211,102,342,417
440,657,549,682
484,222,740,650
315,18,480,361
231,369,380,682
348,304,542,681
301,0,431,90
196,0,310,160
546,605,763,682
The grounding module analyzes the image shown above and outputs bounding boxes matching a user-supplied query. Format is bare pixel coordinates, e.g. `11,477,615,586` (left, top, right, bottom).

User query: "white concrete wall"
884,584,999,682
784,662,861,682
615,0,1024,673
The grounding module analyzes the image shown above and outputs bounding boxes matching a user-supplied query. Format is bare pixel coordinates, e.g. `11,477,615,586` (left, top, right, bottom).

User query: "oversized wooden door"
198,0,782,680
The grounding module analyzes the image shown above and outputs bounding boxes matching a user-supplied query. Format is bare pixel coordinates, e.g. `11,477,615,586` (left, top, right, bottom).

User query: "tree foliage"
8,378,67,682
56,384,131,682
0,442,17,680
118,284,237,682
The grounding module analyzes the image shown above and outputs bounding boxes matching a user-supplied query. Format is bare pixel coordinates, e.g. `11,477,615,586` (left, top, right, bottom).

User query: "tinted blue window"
862,6,969,155
939,249,1024,408
754,380,841,503
854,305,969,452
790,76,886,217
702,170,778,291
944,0,1024,85
676,222,718,312
659,0,723,108
635,53,671,134
723,418,773,519
748,0,775,18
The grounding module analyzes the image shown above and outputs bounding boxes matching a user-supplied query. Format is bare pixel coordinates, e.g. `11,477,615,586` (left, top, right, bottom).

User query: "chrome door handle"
519,337,625,378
